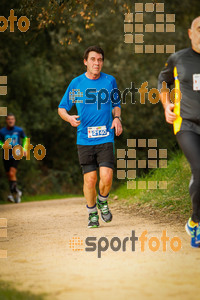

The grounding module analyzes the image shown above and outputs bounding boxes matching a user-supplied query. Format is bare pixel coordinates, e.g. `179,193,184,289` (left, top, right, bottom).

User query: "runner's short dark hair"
83,46,104,61
6,113,15,119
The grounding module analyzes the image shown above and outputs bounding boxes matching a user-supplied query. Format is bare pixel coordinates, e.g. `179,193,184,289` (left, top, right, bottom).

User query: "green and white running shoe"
88,212,99,228
14,190,22,203
97,198,112,223
7,194,15,203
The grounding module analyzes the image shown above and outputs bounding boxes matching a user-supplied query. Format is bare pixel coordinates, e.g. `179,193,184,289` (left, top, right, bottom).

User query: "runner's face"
6,116,15,127
188,19,200,53
84,51,103,76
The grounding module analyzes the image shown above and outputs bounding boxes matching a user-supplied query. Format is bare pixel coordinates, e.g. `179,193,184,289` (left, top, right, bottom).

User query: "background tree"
0,0,199,200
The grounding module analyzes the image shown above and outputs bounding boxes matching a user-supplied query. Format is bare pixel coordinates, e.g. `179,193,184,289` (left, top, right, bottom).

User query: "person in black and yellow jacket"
158,16,200,248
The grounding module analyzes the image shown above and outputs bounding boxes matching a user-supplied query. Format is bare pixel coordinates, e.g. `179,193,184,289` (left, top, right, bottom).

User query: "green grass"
0,193,82,204
0,281,46,300
1,152,192,218
111,151,192,217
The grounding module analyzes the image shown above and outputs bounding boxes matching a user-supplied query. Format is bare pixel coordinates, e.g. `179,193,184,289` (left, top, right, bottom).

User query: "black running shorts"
77,142,115,174
3,158,20,172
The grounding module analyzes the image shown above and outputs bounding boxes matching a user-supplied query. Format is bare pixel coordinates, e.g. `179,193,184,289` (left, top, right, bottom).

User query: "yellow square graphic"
0,76,7,84
159,149,167,158
148,149,157,158
145,3,154,12
156,24,164,32
127,149,136,158
135,13,143,22
127,139,136,147
0,86,7,95
156,14,164,22
159,160,167,168
145,24,154,32
148,160,157,168
166,14,175,22
148,181,157,189
0,107,7,116
138,160,146,168
166,24,175,32
135,3,143,12
117,159,126,168
117,149,126,158
0,250,7,259
135,24,143,32
138,139,146,147
148,139,157,147
124,13,133,23
124,34,133,43
138,181,146,189
166,45,175,53
127,181,136,189
156,3,164,12
135,45,143,53
127,160,136,168
135,34,144,43
0,229,7,238
117,170,126,179
0,218,7,227
145,45,154,53
124,24,133,33
127,170,136,179
156,45,164,53
159,181,168,189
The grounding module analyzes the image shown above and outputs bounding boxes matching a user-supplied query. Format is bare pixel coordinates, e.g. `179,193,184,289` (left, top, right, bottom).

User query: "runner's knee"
8,169,16,178
84,173,97,189
100,171,113,186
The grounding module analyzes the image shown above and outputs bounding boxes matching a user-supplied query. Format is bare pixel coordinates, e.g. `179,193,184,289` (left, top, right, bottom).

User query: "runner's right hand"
165,104,177,124
69,115,81,127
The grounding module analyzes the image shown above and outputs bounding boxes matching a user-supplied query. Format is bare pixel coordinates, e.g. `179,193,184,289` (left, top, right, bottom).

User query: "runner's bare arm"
58,108,81,127
111,107,122,136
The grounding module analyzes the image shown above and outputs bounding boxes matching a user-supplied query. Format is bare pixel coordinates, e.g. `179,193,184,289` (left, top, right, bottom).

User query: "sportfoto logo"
69,230,181,258
0,9,30,33
2,138,46,161
0,76,7,117
69,81,181,110
124,2,175,54
117,138,168,190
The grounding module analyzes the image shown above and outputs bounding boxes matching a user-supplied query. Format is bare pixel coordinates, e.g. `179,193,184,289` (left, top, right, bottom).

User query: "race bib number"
88,126,109,138
193,74,200,91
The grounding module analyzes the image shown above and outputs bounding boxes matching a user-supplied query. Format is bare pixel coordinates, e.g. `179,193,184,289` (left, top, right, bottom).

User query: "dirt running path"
0,198,200,300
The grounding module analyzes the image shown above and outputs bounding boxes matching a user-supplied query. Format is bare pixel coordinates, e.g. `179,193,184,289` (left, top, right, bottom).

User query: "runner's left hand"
111,118,123,136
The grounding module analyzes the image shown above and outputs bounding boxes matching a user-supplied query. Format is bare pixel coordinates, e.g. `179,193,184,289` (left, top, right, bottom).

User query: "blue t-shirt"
58,72,121,145
0,126,26,158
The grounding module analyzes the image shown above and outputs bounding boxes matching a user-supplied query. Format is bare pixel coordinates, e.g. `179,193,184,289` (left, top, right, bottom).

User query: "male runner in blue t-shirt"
0,113,27,203
58,45,122,228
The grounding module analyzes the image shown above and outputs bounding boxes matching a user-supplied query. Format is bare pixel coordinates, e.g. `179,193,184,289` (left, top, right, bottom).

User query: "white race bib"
88,126,109,138
193,74,200,91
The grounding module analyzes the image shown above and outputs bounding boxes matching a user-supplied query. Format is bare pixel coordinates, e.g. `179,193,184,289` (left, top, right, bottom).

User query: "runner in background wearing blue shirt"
58,46,122,228
0,113,27,203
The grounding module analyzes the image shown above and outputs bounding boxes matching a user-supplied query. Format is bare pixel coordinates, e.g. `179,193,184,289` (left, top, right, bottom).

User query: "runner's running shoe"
97,198,112,223
185,218,200,248
196,224,200,244
7,194,15,203
14,190,22,203
88,212,99,228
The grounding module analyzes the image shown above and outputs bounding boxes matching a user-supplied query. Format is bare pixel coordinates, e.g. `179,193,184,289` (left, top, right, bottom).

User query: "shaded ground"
0,198,200,300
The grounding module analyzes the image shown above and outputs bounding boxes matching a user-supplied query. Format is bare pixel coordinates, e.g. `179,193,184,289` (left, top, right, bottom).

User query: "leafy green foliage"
0,0,199,200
